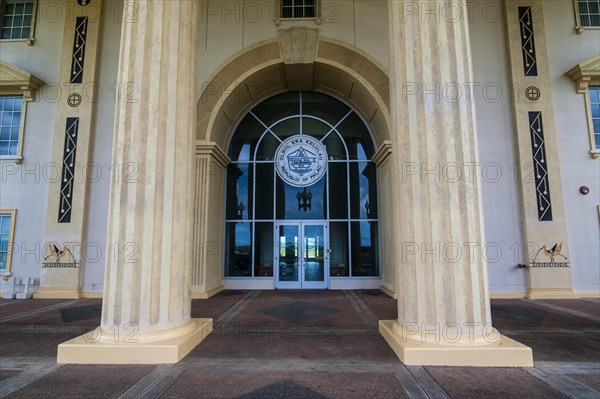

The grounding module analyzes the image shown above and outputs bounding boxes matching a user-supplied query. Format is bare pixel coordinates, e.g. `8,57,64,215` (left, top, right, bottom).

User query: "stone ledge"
379,320,533,367
57,318,213,364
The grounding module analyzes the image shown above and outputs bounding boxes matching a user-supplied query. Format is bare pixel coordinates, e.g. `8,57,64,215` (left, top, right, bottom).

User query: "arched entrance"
223,91,379,290
191,32,397,298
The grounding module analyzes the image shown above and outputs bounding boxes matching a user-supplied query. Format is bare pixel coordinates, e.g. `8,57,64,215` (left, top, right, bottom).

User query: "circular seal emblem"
275,135,328,187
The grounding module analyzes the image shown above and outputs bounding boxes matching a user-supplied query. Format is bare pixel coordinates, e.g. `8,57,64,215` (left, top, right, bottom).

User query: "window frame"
566,56,600,158
0,209,17,281
275,0,321,26
0,61,44,163
0,95,26,160
573,0,600,34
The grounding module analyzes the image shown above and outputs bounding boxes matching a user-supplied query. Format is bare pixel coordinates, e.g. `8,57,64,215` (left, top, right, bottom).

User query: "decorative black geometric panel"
519,7,538,77
528,112,552,221
58,118,79,223
70,17,88,84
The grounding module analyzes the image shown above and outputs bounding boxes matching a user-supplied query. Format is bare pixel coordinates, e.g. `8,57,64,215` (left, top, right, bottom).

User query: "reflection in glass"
303,225,325,281
328,163,348,219
228,114,264,162
351,221,379,276
254,223,274,277
278,225,299,282
338,112,375,160
224,222,252,277
350,162,377,219
271,117,300,141
255,164,274,219
226,164,252,220
329,222,349,277
276,177,327,220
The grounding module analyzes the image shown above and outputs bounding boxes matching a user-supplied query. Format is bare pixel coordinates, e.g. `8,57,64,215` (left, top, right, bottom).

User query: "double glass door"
275,222,328,289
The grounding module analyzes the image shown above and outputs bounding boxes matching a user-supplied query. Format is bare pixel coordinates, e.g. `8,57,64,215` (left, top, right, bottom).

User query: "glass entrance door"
275,222,328,289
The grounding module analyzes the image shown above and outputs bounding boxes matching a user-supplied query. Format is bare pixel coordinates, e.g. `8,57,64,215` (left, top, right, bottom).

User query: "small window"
0,95,23,156
0,0,37,44
575,0,600,33
590,86,600,150
281,0,315,19
275,0,320,25
0,210,16,279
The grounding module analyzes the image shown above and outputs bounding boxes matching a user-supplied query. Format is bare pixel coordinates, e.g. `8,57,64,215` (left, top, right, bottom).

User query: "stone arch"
196,34,391,150
192,32,396,298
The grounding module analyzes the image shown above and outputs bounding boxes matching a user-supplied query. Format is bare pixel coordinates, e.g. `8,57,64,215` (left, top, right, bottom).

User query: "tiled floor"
0,291,598,398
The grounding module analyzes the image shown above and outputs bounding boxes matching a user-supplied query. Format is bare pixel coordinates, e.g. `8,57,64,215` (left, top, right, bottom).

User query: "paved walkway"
0,290,598,398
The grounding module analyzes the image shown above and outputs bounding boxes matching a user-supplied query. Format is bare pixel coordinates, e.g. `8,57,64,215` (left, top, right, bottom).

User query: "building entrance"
275,222,329,289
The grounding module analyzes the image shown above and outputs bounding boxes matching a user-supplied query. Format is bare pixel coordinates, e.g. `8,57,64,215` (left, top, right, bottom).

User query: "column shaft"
390,0,489,336
380,0,532,366
102,0,198,334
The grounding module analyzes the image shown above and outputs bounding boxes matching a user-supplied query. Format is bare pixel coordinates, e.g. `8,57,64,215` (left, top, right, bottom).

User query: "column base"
525,288,574,299
191,284,224,299
379,320,533,367
34,288,81,299
57,318,213,364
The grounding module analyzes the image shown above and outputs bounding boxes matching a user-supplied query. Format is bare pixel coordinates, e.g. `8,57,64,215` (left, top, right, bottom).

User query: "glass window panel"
8,142,18,155
350,221,379,277
5,4,14,14
252,92,300,127
593,119,600,134
595,133,600,149
255,132,279,161
21,27,29,38
282,7,292,18
12,16,23,27
350,162,378,219
10,127,19,140
24,2,33,13
271,117,300,141
278,224,299,281
14,3,24,14
0,237,8,252
592,104,600,118
276,177,327,220
322,133,347,160
1,112,11,125
590,87,600,103
228,114,265,161
0,216,9,233
11,111,21,125
225,163,252,220
294,6,303,17
330,222,349,277
0,127,10,140
581,15,591,26
337,112,375,160
0,142,8,155
254,222,274,277
328,163,348,219
302,117,331,139
3,99,14,112
255,163,274,219
13,98,21,111
1,29,10,39
302,92,350,127
224,222,252,277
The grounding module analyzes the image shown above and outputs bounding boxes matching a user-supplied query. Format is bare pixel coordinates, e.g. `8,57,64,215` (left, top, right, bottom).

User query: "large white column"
379,0,532,366
57,0,212,364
